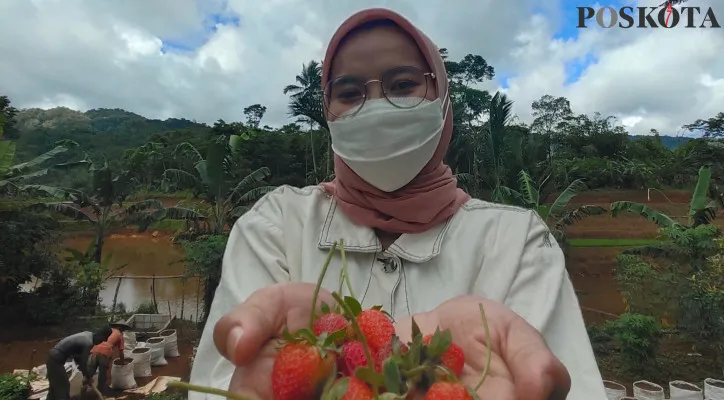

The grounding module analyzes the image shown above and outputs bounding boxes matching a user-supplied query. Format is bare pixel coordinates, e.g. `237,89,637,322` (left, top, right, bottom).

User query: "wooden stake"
110,274,123,319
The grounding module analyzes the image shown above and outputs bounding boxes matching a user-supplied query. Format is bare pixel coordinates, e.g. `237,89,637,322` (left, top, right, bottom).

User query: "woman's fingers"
500,315,571,400
213,283,336,366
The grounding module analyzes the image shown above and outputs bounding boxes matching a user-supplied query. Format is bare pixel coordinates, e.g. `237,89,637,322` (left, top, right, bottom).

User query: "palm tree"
162,134,275,234
283,60,329,182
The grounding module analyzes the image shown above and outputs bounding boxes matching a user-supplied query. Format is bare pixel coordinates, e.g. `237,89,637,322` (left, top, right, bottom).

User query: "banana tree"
1,140,89,192
611,165,721,229
497,170,606,246
162,135,275,234
23,162,194,262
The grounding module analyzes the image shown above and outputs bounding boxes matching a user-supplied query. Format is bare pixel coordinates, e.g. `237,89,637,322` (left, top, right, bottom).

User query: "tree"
496,170,606,247
243,104,267,129
684,112,724,138
1,140,89,192
0,95,19,139
611,165,722,229
283,60,328,182
162,135,275,233
24,161,174,263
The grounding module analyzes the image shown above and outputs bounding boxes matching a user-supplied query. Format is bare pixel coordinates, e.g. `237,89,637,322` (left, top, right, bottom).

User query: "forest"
1,49,723,399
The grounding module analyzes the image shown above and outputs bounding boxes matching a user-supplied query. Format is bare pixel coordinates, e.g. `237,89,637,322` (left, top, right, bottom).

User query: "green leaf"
355,367,385,388
344,296,363,317
321,302,331,314
321,376,348,400
425,329,452,358
411,317,422,340
383,358,402,394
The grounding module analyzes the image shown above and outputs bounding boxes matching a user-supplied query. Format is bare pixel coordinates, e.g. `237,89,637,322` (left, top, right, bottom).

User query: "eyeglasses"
324,66,436,119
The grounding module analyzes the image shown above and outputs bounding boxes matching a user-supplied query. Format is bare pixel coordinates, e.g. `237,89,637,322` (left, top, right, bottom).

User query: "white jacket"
189,185,607,399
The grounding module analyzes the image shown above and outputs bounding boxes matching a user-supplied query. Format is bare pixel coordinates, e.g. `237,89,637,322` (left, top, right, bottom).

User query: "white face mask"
328,96,445,192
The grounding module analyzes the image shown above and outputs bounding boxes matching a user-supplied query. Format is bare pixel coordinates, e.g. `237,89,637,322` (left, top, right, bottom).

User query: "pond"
63,230,202,322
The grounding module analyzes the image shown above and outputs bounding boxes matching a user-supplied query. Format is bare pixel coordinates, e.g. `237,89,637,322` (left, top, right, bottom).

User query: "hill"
12,107,695,163
628,134,693,150
13,107,210,162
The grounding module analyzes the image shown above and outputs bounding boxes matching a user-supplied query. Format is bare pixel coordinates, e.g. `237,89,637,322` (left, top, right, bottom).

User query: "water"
63,231,202,322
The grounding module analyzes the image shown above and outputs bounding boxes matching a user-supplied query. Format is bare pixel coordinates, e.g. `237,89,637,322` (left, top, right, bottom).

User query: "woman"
190,8,606,400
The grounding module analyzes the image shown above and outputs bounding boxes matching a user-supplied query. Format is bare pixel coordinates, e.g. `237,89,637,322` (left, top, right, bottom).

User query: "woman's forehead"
329,24,429,80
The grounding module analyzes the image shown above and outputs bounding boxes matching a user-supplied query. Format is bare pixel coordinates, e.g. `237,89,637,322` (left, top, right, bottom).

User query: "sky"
0,0,722,136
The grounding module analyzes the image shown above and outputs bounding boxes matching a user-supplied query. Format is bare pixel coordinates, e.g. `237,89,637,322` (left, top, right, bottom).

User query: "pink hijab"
319,8,470,234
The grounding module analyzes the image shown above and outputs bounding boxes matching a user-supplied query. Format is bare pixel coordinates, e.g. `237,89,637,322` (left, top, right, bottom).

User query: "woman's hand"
213,283,335,399
395,296,571,400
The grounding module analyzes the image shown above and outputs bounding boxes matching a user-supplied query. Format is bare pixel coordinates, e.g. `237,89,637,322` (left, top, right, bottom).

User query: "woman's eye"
389,80,418,93
336,90,363,101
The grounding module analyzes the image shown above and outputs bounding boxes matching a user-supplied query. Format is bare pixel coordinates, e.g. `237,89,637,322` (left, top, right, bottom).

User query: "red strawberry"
423,334,465,376
355,309,395,352
338,377,374,400
313,313,349,339
272,342,335,400
423,382,473,400
338,341,368,376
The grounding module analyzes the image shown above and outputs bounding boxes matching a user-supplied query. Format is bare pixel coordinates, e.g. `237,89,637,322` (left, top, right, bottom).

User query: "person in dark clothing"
46,326,112,400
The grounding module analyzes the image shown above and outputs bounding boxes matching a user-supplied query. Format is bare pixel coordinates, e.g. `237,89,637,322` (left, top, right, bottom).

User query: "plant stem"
340,240,357,299
310,242,338,329
167,381,253,400
474,303,492,391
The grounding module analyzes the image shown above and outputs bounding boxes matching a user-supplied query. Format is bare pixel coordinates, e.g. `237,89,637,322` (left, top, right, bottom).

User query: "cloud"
0,0,722,135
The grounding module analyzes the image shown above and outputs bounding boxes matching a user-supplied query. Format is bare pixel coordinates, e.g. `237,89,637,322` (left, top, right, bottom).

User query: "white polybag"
669,380,702,399
131,347,152,378
160,329,180,358
603,380,627,400
110,358,137,390
632,380,664,400
147,337,168,366
705,378,724,400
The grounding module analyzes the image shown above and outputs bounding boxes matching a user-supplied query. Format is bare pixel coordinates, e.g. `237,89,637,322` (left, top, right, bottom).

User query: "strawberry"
355,309,395,352
338,377,374,400
423,334,465,376
338,341,368,376
423,382,473,400
272,342,335,400
313,312,349,340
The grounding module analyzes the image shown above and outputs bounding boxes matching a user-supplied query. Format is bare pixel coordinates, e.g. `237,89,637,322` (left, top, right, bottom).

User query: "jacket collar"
317,199,452,263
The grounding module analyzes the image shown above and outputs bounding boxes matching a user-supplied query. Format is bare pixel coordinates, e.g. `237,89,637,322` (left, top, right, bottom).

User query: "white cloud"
0,0,722,135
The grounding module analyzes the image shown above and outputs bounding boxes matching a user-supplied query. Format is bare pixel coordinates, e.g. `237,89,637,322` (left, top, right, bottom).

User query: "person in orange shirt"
86,320,130,395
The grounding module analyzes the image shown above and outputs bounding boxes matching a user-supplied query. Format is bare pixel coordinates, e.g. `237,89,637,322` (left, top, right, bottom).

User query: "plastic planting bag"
632,380,664,400
603,380,627,400
147,337,168,366
705,378,724,400
160,329,180,358
110,358,137,390
669,380,702,399
131,347,152,378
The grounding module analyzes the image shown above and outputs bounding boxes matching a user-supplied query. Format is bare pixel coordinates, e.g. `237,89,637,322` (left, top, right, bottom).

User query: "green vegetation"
1,51,723,387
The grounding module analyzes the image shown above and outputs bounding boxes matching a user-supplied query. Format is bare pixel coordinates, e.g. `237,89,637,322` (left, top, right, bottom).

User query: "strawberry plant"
169,240,492,399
